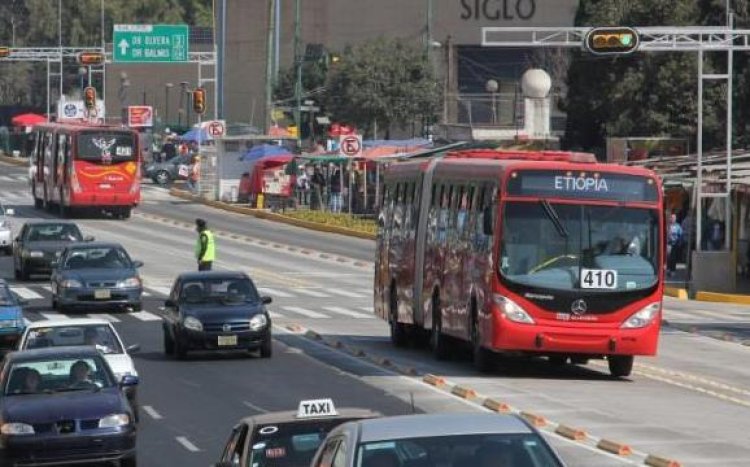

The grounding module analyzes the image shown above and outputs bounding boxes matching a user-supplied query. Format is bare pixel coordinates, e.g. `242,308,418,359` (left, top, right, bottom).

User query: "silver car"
0,203,14,255
310,413,566,467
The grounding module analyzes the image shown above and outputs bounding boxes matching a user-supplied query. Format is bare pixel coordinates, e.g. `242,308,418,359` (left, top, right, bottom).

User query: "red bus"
29,122,141,219
374,150,664,377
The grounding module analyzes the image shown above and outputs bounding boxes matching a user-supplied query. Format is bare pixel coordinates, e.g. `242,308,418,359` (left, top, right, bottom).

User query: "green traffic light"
620,34,633,46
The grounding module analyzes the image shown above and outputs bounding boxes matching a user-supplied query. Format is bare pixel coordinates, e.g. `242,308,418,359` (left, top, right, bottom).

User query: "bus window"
437,184,449,245
77,131,136,163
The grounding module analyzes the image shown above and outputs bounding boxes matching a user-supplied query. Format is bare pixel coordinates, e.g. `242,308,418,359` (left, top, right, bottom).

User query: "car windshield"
249,419,354,467
356,433,563,467
0,286,18,306
5,356,114,396
179,278,260,305
77,132,136,162
64,247,131,269
26,224,82,242
23,324,123,354
500,202,660,292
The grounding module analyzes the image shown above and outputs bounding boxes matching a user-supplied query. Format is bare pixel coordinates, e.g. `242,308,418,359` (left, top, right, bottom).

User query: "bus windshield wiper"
540,200,569,238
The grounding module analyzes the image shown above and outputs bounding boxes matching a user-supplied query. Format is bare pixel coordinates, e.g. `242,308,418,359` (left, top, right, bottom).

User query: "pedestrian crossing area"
8,283,377,325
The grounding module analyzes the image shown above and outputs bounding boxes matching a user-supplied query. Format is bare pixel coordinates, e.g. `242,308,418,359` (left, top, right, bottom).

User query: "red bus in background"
374,150,664,377
29,123,140,219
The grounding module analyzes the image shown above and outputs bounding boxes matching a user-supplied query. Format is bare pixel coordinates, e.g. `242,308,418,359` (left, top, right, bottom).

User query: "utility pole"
294,0,302,148
265,0,276,133
425,0,433,57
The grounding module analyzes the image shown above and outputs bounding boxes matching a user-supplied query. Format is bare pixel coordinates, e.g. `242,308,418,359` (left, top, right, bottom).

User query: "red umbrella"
11,113,46,126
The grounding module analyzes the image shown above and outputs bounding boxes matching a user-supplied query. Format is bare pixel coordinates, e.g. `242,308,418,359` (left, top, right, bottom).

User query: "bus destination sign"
507,170,658,202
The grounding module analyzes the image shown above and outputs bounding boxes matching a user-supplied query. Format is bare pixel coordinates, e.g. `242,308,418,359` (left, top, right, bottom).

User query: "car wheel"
608,355,634,378
259,336,272,358
174,336,187,360
155,171,171,186
120,455,137,467
163,327,174,356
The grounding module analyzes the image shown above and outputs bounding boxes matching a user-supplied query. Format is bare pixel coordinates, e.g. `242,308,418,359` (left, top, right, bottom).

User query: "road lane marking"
292,288,331,298
87,313,120,323
39,312,73,321
281,306,328,318
142,405,163,420
41,285,52,292
326,289,366,298
359,306,374,313
129,310,162,321
268,310,285,319
242,401,269,413
10,287,44,300
322,306,373,319
258,287,294,298
175,436,200,452
147,286,172,297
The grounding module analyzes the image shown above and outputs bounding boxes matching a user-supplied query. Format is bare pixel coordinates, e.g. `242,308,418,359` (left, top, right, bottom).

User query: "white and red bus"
374,149,664,377
29,122,141,218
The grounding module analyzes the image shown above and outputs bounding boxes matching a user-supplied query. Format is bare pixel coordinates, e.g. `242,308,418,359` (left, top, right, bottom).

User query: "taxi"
214,399,379,467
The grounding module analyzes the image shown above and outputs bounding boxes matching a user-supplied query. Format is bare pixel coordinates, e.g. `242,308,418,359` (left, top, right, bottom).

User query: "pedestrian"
161,134,176,161
195,218,215,271
666,213,683,276
187,155,201,194
329,167,342,213
311,166,325,210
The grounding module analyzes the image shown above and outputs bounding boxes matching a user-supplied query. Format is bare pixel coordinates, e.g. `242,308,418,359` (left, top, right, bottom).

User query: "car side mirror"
132,260,144,268
5,208,14,216
164,299,175,308
483,206,494,236
125,344,141,353
120,375,139,387
261,296,272,305
84,235,95,242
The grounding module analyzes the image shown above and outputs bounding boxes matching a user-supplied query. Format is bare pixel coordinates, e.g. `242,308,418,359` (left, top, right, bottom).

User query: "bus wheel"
471,314,493,373
389,289,409,347
608,355,634,378
430,295,449,360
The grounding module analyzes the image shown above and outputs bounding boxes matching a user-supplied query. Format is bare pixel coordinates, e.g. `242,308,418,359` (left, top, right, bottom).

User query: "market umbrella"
11,113,46,127
179,128,211,143
240,144,291,162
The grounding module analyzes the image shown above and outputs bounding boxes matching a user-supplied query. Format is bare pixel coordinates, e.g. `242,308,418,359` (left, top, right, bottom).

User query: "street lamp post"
486,79,499,125
178,81,189,127
119,71,130,124
165,83,173,127
78,67,87,94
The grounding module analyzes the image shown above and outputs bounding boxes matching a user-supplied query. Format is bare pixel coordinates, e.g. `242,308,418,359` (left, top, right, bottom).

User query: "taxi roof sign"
297,399,338,418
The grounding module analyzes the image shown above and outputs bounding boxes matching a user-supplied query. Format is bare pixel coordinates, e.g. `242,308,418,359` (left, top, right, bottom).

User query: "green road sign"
113,24,189,63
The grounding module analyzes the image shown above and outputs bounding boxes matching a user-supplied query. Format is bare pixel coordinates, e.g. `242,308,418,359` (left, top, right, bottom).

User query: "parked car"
50,242,143,312
162,271,272,359
0,280,26,351
0,346,138,466
0,202,14,255
12,221,92,280
17,318,141,421
143,154,192,186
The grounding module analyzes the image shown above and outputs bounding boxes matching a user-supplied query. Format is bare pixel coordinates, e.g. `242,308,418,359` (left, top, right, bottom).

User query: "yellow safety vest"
195,230,215,262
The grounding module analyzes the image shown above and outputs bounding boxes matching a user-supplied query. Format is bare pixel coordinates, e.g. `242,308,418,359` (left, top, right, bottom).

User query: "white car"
17,318,142,420
0,203,14,255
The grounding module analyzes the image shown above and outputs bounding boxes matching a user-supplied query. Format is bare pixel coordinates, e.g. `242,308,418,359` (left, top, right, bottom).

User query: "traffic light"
192,87,206,115
77,52,104,66
585,27,639,55
84,86,97,111
0,47,9,58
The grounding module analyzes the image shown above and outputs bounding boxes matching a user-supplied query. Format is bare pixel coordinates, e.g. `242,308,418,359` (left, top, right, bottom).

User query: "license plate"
99,183,112,189
217,335,237,346
94,289,111,299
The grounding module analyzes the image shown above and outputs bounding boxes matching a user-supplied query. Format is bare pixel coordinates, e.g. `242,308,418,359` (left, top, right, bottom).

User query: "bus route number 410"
580,268,617,289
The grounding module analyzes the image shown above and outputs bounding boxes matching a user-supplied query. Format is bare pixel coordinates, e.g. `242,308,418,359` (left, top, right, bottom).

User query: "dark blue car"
0,346,138,466
0,280,26,351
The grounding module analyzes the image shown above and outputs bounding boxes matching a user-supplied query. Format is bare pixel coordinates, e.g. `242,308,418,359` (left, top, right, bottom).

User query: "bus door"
375,181,395,319
412,159,439,328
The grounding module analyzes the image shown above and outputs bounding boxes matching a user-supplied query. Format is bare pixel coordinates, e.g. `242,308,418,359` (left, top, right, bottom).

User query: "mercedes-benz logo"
571,299,587,316
222,324,232,332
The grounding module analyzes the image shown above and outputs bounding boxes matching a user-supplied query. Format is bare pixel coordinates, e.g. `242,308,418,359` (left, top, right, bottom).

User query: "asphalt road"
2,164,750,466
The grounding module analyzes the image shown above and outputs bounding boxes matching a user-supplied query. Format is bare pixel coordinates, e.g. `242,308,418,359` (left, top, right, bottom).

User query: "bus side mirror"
483,206,494,236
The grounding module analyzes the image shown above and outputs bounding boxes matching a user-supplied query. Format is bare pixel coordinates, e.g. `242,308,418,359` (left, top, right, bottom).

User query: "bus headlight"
621,303,661,329
493,294,535,324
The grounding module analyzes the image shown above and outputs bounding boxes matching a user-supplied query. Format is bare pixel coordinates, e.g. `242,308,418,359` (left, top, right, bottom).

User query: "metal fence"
445,92,567,134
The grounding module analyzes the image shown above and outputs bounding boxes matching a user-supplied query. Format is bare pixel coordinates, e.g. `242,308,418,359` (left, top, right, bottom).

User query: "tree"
324,38,441,138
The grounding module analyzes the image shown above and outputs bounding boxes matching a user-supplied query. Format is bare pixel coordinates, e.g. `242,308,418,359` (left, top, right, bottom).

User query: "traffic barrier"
644,454,682,467
519,411,547,428
554,424,587,441
695,290,750,305
596,439,632,456
422,374,446,387
450,385,477,399
482,398,511,413
663,286,688,300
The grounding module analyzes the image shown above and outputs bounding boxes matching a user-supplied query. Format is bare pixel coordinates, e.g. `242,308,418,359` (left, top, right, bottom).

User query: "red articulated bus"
374,149,664,377
29,122,140,219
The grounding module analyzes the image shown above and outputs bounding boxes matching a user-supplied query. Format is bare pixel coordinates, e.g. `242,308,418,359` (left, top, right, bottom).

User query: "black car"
162,271,273,359
12,221,93,280
215,399,380,467
0,346,138,466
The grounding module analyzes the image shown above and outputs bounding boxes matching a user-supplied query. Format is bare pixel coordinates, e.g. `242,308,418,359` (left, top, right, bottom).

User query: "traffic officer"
195,218,215,271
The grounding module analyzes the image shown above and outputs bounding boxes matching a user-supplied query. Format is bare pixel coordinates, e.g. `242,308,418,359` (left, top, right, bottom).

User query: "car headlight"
60,279,83,288
183,316,203,332
249,314,268,331
117,277,141,288
99,413,130,428
22,250,44,258
1,423,34,435
621,302,661,329
0,220,9,229
493,294,535,324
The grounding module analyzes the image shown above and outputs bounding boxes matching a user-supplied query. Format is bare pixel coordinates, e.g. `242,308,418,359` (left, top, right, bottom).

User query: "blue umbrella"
179,128,210,143
240,144,291,162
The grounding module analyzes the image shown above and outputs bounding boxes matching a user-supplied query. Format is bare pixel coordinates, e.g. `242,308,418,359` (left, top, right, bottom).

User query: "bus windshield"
77,132,136,162
500,201,659,292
